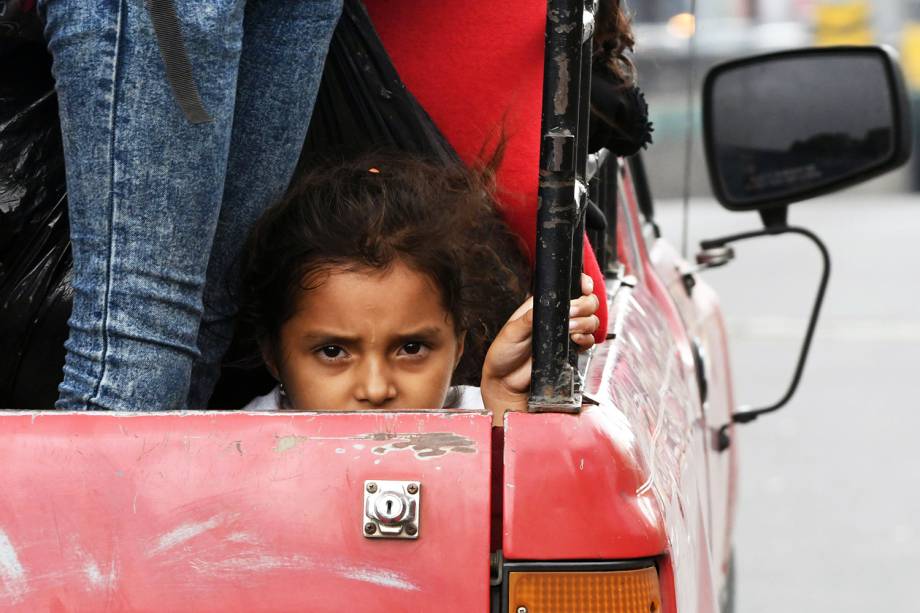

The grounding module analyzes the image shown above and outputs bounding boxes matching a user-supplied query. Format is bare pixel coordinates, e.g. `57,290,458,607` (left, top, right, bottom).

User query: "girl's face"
265,261,464,411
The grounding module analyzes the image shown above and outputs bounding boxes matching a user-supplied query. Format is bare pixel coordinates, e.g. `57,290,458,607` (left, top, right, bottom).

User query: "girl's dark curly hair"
594,0,636,85
238,150,530,387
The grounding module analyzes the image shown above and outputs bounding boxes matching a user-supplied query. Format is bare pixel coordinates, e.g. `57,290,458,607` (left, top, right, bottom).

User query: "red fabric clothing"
365,0,608,343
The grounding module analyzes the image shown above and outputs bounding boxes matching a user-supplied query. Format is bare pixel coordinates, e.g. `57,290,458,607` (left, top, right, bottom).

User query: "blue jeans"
43,0,342,410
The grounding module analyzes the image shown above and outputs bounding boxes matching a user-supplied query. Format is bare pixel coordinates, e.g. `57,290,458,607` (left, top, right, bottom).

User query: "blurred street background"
633,1,920,611
636,0,920,198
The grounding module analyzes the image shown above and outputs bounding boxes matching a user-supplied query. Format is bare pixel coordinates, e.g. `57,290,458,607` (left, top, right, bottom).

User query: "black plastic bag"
301,1,457,165
0,42,70,409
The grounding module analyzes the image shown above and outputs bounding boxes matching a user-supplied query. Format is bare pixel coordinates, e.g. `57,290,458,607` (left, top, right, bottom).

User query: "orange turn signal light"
508,566,661,613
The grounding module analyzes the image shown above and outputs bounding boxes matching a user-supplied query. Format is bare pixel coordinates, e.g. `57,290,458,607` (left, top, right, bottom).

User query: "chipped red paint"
0,412,492,612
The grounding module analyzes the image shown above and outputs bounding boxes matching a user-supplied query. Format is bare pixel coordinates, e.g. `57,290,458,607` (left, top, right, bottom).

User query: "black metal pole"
601,154,619,274
529,0,584,409
567,9,593,376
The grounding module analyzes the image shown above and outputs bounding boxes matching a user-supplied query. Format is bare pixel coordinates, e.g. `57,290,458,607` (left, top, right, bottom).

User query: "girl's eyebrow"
300,331,360,345
299,326,444,345
393,326,444,342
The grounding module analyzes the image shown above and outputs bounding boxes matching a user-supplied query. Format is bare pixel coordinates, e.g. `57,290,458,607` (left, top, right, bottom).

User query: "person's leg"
187,0,342,409
45,0,246,410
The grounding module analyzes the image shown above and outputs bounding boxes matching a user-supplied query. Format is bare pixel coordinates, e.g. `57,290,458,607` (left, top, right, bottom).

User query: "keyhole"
374,492,405,522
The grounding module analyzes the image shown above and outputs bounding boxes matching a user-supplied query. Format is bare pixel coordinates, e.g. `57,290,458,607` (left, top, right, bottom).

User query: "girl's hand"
481,274,600,426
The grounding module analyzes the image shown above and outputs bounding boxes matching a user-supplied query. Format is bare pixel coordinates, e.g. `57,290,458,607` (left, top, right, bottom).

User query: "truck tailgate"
0,411,493,612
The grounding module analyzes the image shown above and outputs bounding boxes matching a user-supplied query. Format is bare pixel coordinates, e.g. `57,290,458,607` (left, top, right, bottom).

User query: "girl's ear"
260,340,281,381
453,332,466,370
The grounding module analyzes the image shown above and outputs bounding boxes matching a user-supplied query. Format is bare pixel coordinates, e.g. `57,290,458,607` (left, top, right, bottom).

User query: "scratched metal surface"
649,236,739,590
503,171,721,612
503,276,711,613
625,172,719,613
608,275,718,613
0,411,492,612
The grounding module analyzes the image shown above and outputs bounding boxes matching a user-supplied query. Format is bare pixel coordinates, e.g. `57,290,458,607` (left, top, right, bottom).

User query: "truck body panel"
0,412,493,612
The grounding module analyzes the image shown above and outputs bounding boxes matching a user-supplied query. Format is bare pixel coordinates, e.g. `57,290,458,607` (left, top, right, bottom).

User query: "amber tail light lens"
508,566,661,613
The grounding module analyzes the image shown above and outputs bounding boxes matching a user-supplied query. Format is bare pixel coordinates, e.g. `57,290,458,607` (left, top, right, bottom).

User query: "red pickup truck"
0,1,910,612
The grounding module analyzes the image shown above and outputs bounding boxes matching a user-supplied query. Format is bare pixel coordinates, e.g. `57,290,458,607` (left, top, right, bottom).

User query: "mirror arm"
758,206,788,229
702,224,831,452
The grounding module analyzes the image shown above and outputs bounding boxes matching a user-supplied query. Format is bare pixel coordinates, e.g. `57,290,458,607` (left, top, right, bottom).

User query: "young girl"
237,152,599,424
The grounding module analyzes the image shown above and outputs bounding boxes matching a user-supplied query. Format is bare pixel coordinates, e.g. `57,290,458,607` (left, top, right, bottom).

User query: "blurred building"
630,0,915,198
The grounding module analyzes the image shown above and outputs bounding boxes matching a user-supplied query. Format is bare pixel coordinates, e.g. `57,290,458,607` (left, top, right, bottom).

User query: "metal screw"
405,524,418,536
407,483,419,495
517,607,528,613
366,482,378,493
364,522,377,535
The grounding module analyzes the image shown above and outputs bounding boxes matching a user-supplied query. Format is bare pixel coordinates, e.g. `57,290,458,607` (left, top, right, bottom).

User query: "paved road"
656,193,920,613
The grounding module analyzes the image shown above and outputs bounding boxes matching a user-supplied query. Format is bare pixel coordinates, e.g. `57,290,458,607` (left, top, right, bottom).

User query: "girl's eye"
317,345,347,360
399,342,429,358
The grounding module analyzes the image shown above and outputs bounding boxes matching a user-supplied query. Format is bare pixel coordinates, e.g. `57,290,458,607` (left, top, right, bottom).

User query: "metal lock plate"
363,480,420,539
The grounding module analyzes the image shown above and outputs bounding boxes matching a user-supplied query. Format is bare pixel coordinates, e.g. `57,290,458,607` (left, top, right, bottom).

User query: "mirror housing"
703,46,912,212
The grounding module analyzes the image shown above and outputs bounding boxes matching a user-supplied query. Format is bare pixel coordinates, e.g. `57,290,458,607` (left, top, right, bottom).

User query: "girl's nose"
355,357,397,406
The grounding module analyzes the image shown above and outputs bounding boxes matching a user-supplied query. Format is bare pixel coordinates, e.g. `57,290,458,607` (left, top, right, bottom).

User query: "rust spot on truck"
273,431,477,458
366,432,477,459
274,435,310,454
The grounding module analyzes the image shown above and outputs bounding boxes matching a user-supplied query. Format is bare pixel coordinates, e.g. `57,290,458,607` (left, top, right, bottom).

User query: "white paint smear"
149,514,224,555
338,568,420,592
191,552,419,591
71,542,116,592
83,559,117,591
225,532,260,545
190,554,308,574
83,560,103,587
0,530,26,602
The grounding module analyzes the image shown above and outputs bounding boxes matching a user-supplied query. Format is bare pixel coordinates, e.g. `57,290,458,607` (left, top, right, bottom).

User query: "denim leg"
46,0,246,410
187,0,342,409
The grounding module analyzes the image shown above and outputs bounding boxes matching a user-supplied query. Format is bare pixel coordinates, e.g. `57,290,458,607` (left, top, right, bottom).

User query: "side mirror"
703,46,912,212
698,46,913,447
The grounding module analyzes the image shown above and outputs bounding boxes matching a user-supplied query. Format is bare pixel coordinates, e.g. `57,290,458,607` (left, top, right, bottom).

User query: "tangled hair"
238,150,530,386
594,0,636,85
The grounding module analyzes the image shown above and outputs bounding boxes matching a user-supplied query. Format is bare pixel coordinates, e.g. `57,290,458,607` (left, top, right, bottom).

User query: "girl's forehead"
302,261,437,299
302,260,437,291
290,261,456,333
